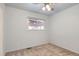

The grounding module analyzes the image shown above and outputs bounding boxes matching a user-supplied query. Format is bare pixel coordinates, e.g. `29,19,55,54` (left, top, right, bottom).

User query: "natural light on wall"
27,17,45,30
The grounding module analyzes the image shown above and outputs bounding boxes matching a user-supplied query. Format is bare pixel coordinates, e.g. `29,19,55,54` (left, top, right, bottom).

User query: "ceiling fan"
42,3,54,11
33,3,54,11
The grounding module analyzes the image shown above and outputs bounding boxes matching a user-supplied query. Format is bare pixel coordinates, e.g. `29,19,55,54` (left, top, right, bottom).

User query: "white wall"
49,4,79,53
0,4,5,55
4,6,49,52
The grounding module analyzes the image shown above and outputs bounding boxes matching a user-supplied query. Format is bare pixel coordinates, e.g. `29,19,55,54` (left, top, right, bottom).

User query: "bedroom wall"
4,6,49,52
0,4,5,55
49,4,79,53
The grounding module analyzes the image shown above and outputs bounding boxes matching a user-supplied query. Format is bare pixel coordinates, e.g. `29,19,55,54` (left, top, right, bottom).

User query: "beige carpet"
5,43,79,56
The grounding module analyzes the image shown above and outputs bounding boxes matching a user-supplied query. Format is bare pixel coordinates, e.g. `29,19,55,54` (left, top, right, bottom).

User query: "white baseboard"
50,42,79,54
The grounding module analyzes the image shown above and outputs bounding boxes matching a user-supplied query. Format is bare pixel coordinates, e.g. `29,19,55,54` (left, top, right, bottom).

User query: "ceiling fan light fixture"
42,3,54,11
47,7,51,11
46,4,50,9
42,7,46,11
46,4,51,11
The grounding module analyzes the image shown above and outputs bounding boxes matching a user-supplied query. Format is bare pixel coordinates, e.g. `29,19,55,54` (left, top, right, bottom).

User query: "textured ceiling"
5,3,78,16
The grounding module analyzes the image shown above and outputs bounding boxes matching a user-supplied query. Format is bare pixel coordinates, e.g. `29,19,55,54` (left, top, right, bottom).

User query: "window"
27,17,45,30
